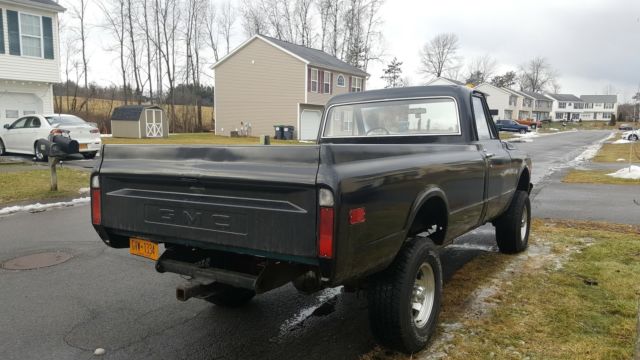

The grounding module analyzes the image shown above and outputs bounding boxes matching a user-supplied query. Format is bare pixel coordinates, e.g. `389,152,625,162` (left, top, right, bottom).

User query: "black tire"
519,128,526,134
0,139,5,156
34,142,48,162
367,237,443,353
631,134,639,141
82,151,97,159
203,283,255,307
494,190,530,254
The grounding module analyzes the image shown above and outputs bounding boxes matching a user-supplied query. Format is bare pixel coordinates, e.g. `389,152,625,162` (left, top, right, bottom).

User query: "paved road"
0,130,612,360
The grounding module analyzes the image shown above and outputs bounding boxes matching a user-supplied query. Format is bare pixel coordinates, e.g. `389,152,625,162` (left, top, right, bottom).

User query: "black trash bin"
273,125,284,140
283,125,295,140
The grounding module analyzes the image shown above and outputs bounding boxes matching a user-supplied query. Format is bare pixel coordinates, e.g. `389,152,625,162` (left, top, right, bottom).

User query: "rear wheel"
368,236,443,353
494,190,530,254
34,142,48,162
82,151,97,159
519,128,526,134
631,134,639,141
203,283,255,307
0,139,5,156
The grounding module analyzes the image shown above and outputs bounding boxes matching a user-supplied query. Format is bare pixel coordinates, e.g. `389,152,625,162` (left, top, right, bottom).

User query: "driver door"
3,117,30,153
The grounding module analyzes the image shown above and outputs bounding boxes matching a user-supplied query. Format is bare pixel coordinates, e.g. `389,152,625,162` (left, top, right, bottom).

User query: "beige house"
212,35,368,140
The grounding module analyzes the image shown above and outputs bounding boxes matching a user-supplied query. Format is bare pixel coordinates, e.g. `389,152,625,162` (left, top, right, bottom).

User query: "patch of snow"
548,128,559,131
617,158,626,162
278,286,343,336
94,348,106,356
612,139,632,144
565,133,612,168
0,197,90,216
78,187,90,194
607,166,640,180
514,132,539,138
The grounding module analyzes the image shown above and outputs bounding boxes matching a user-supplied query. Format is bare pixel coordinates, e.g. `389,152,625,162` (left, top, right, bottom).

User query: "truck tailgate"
98,145,320,258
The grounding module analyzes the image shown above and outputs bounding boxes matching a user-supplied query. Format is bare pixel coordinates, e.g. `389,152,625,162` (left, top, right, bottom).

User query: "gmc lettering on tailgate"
144,204,248,235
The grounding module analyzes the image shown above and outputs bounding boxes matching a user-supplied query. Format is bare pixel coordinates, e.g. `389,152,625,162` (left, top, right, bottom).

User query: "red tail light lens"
90,128,100,134
318,207,334,259
91,188,101,225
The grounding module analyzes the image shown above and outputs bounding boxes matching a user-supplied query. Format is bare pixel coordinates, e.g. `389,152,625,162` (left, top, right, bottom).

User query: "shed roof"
580,95,617,103
111,105,162,121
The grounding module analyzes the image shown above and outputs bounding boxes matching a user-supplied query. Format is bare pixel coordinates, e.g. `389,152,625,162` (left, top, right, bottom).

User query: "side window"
472,97,493,140
11,117,28,129
30,117,41,128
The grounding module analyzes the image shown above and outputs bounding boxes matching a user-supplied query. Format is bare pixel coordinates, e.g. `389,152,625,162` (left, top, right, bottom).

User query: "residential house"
546,94,584,122
212,34,368,140
425,77,466,86
474,83,520,120
513,90,534,120
579,95,617,121
0,0,65,127
520,90,553,121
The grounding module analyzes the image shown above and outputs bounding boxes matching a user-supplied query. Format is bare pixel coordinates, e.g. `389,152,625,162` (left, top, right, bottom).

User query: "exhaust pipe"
176,281,217,302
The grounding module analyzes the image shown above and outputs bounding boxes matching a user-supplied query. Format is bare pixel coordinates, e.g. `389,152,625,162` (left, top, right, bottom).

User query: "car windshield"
323,98,459,137
45,115,87,126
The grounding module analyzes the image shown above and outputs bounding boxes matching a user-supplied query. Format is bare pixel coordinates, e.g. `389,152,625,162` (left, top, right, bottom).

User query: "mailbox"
36,135,80,158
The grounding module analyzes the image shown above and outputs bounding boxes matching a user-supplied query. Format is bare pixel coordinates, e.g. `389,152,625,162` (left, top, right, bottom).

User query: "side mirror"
3,124,10,129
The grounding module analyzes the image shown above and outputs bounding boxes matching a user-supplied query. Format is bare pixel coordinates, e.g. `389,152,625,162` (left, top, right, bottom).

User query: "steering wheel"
366,127,390,136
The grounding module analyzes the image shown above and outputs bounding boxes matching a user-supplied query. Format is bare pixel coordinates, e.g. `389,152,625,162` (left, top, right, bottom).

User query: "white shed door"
300,110,322,140
145,109,163,137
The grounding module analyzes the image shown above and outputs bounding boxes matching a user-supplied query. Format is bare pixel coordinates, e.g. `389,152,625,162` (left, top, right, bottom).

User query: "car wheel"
83,151,97,159
494,190,531,254
0,139,5,156
631,134,639,141
203,283,255,307
34,142,48,162
367,236,443,353
519,129,526,134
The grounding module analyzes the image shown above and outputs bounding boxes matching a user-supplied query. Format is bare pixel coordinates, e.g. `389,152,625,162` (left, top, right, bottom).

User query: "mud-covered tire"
494,190,530,254
367,237,443,353
203,283,255,307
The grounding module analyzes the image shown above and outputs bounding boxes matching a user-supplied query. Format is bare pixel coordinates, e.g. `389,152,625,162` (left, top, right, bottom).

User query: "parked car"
618,124,634,131
495,119,530,134
516,118,542,129
91,86,533,353
0,114,101,161
622,130,639,141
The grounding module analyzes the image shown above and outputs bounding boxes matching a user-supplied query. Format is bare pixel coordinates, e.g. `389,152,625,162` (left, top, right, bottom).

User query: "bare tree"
126,0,143,103
549,79,561,93
518,57,557,92
142,0,154,100
99,0,129,104
294,0,314,46
205,2,220,61
241,0,267,37
419,33,461,80
219,1,235,54
69,0,90,95
464,54,497,85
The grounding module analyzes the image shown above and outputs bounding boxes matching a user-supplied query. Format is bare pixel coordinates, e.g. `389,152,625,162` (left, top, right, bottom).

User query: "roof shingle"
580,95,617,103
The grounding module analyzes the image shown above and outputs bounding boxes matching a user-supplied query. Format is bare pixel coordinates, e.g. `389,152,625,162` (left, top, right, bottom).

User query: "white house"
0,0,65,127
545,94,584,122
520,90,553,121
579,95,617,121
474,83,521,120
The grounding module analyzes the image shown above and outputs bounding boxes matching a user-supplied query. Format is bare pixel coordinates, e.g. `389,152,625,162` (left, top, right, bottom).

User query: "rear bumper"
78,141,101,152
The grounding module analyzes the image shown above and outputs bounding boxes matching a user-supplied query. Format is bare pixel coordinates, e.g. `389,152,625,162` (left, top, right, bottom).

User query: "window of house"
351,77,362,92
518,111,529,119
558,102,566,109
6,110,19,118
604,103,614,109
336,74,345,87
585,103,593,109
504,110,513,119
310,68,318,92
23,110,36,115
574,102,584,109
508,96,517,106
523,99,531,107
555,112,564,120
20,13,42,57
323,71,331,93
602,112,612,119
595,103,603,107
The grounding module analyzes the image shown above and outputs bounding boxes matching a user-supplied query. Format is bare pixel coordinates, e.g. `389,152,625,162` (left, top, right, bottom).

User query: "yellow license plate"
79,144,88,150
129,238,159,260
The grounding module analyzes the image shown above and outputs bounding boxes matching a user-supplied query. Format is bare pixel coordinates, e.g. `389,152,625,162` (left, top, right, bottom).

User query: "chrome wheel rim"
412,262,435,328
35,148,44,160
521,206,528,240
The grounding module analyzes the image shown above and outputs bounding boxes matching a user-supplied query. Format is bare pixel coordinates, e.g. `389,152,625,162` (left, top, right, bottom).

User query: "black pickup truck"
91,86,532,353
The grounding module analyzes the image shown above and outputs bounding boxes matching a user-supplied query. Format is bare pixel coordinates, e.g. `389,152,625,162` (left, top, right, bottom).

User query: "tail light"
318,188,334,259
91,175,101,225
90,128,100,134
50,129,70,137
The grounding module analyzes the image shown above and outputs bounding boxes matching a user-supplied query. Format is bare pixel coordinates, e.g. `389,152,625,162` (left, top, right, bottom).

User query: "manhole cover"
2,252,73,270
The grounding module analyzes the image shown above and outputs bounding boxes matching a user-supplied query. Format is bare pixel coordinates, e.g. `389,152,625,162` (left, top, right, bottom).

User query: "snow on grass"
0,197,90,216
617,158,626,162
612,139,632,144
514,132,539,138
548,128,559,131
607,166,640,180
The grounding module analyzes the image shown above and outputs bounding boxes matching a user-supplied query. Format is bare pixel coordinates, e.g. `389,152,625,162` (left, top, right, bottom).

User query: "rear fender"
402,186,450,243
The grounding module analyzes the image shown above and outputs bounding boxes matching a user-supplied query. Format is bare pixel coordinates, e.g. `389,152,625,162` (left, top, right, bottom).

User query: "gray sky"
61,0,640,101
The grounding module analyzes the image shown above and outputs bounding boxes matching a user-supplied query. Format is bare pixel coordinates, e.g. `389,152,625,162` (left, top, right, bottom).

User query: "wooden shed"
110,105,167,138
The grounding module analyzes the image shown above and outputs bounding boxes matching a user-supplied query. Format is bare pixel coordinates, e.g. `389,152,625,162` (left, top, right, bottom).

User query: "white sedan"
0,114,102,161
621,130,639,141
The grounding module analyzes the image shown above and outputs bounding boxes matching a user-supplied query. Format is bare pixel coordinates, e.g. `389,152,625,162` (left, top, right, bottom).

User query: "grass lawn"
593,143,640,163
362,219,640,359
102,133,305,145
563,169,640,185
0,167,90,206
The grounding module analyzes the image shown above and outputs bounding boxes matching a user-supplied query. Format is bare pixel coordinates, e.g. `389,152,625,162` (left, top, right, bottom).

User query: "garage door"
0,93,43,126
299,110,322,140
